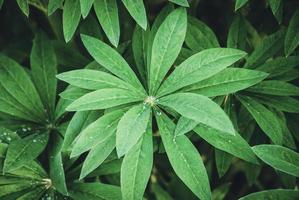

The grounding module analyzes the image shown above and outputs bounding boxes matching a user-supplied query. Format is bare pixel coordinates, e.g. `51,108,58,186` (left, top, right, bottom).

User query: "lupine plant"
0,0,299,200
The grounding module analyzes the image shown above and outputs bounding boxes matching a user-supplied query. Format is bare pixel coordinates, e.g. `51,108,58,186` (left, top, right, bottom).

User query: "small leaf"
69,183,122,200
116,104,151,157
247,80,299,96
227,15,247,50
80,128,116,179
235,0,250,11
3,132,49,172
80,0,94,18
149,8,187,95
169,0,189,7
157,48,246,97
81,34,145,93
159,93,235,135
268,0,283,24
66,88,144,111
48,0,63,15
245,30,285,69
156,112,211,200
185,16,219,52
122,0,147,30
237,95,283,144
252,145,299,177
31,31,57,119
94,0,119,47
16,0,29,16
121,122,153,200
174,116,198,136
182,68,267,97
254,95,299,113
63,0,81,42
71,110,124,157
285,9,299,56
239,189,299,200
194,125,258,164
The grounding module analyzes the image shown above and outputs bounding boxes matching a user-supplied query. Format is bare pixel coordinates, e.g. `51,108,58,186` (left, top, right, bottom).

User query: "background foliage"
0,0,299,199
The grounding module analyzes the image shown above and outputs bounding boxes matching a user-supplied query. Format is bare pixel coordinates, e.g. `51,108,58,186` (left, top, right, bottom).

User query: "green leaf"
252,145,299,177
121,122,153,200
194,125,258,164
57,69,138,91
244,30,285,69
255,56,299,78
227,15,247,50
268,0,283,24
49,133,68,195
69,183,122,200
31,31,57,119
239,189,299,200
94,0,119,47
132,25,149,85
247,80,299,96
237,95,283,144
157,48,246,97
60,86,90,101
215,150,232,177
63,0,81,42
159,93,235,135
235,0,249,11
174,116,198,136
66,88,144,111
71,110,124,157
156,112,211,200
149,8,187,95
62,110,103,152
80,0,94,18
183,68,267,97
116,104,151,157
0,54,46,122
48,0,63,15
81,34,145,93
169,0,189,7
152,183,173,200
80,128,116,179
285,9,299,56
122,0,147,30
16,0,29,16
185,16,219,52
3,132,49,172
0,0,3,9
212,183,231,200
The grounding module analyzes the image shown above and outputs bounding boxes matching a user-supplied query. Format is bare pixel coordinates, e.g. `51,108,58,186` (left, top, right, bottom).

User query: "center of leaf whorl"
144,96,157,106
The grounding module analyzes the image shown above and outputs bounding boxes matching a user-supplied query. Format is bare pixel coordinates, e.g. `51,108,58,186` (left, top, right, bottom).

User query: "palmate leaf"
94,0,119,47
31,31,57,119
81,34,145,93
156,112,211,200
121,121,153,200
252,145,299,177
116,104,151,157
69,183,122,200
70,109,124,157
149,8,187,95
183,68,268,97
122,0,147,30
239,189,299,200
3,132,49,172
157,48,246,97
285,9,299,56
0,54,46,122
63,0,81,42
66,88,144,111
158,93,235,135
237,95,283,144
